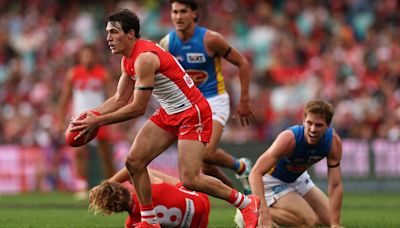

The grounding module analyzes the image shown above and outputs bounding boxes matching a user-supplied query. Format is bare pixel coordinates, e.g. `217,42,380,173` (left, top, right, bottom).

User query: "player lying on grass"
249,100,343,228
89,167,210,228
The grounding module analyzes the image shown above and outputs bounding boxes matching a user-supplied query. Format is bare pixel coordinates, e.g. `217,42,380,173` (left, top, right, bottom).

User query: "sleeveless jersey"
125,183,210,228
166,26,226,98
269,125,333,182
123,39,204,115
71,64,107,115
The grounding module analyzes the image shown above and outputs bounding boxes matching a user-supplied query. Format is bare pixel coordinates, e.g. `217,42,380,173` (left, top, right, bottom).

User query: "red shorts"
150,98,212,143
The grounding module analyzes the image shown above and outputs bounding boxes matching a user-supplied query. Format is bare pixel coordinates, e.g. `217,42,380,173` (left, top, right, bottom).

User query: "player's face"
106,22,131,56
171,2,197,32
303,112,328,145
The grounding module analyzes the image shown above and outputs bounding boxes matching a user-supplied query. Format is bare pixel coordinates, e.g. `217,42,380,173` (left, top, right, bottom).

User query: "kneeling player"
89,168,210,228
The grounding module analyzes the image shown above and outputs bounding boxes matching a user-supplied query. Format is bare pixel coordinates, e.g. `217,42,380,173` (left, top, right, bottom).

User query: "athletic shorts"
150,98,212,143
262,171,315,207
207,93,230,126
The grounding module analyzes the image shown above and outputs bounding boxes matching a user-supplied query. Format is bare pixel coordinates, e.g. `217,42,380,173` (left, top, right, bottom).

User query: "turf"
0,192,399,227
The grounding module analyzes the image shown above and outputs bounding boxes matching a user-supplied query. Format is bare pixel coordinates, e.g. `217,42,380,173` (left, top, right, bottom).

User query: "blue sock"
233,159,241,172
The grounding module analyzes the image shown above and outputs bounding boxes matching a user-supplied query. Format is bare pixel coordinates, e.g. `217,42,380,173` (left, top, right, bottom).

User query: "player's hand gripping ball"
65,110,100,147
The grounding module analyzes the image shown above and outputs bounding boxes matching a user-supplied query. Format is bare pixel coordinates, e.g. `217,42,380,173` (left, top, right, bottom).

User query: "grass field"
0,191,399,227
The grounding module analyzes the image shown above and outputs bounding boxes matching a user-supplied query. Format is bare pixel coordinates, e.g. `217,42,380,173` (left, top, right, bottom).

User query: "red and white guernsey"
125,182,210,228
71,64,108,115
123,39,204,115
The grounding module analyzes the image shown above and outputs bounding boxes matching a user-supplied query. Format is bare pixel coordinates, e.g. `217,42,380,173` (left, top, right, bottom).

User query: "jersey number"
155,205,182,227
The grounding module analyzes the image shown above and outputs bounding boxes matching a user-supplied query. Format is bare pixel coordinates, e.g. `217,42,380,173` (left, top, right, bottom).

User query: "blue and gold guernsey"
167,26,225,98
269,125,333,183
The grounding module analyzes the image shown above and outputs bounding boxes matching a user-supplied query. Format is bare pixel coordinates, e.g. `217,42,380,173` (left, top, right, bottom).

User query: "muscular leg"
202,120,236,169
178,139,233,199
202,162,233,187
269,207,303,226
125,121,176,206
303,187,331,226
97,139,116,178
272,191,319,226
202,120,251,193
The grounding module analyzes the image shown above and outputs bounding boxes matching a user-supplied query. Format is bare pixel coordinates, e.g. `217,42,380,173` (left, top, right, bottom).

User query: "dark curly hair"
107,8,140,38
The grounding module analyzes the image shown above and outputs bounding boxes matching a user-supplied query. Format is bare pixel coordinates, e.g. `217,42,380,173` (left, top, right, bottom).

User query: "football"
65,110,100,147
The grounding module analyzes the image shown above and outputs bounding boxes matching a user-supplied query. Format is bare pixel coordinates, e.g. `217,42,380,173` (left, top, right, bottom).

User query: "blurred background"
0,0,400,195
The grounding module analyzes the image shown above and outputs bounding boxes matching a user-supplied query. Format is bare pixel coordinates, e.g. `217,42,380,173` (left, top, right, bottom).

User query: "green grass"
0,192,399,227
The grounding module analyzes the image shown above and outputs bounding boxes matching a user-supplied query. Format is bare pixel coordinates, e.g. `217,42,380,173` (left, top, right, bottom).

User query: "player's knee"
202,144,217,161
180,175,198,190
318,217,331,227
202,153,213,163
201,162,213,174
125,156,145,173
302,213,319,227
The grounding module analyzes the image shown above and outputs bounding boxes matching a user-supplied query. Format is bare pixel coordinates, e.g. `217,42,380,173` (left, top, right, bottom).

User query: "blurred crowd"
1,0,400,149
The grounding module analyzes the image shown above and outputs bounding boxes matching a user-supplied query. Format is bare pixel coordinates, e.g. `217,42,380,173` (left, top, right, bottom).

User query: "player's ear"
127,29,136,40
193,10,198,22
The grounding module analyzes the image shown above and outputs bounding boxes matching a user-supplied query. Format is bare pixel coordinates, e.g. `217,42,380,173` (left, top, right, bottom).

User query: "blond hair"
89,181,131,215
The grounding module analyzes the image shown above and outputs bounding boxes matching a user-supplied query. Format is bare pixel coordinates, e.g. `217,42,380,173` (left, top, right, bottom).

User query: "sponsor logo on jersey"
271,184,288,194
186,70,209,85
182,198,195,227
183,74,195,88
307,156,324,164
286,164,308,173
186,53,206,63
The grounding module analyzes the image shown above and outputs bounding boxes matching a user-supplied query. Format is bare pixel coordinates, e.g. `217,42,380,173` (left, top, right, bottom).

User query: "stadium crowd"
1,0,399,146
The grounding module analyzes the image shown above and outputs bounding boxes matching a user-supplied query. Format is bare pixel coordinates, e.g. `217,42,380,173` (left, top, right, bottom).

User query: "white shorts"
207,93,230,126
262,171,315,207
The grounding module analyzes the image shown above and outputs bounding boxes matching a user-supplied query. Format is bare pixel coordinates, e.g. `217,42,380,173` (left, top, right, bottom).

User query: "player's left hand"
234,99,255,126
70,111,100,140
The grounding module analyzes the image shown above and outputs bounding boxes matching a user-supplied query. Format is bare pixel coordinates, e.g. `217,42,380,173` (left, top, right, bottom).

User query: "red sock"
228,189,251,209
140,204,157,224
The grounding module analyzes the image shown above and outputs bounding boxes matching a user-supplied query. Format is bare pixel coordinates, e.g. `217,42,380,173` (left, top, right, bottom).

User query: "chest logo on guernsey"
187,53,206,63
186,70,209,85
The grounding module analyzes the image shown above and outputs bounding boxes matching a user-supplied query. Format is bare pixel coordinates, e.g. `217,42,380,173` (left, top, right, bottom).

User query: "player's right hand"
234,98,255,126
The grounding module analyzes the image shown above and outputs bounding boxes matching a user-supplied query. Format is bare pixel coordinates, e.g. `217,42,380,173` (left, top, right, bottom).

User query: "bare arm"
96,52,157,125
205,30,254,126
249,130,295,228
109,167,131,183
149,169,179,185
70,52,158,137
327,132,343,227
103,70,116,98
95,60,135,115
108,167,164,183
